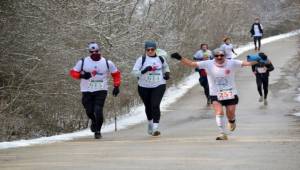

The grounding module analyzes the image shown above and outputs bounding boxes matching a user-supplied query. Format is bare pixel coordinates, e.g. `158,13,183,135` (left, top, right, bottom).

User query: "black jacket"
252,60,274,77
250,23,263,36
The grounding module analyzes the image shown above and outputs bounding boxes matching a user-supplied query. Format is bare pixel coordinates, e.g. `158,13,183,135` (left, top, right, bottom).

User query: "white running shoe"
216,133,228,140
152,123,161,136
228,122,236,132
259,96,263,102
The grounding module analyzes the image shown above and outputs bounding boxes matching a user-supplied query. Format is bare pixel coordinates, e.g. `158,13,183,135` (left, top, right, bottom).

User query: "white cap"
88,42,100,51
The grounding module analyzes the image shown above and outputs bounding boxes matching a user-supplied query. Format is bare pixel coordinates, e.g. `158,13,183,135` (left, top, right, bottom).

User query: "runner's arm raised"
171,53,198,68
242,61,258,67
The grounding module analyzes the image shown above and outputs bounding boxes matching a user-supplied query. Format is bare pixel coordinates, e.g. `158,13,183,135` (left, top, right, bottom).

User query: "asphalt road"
1,36,300,170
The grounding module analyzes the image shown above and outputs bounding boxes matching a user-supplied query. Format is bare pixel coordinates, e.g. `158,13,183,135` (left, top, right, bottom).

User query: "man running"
193,43,212,105
220,37,237,59
70,42,121,139
171,49,257,140
251,52,274,105
250,17,264,51
132,40,170,136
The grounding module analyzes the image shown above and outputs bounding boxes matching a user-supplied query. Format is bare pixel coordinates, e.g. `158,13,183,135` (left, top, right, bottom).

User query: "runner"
193,44,212,105
251,52,274,105
250,17,264,51
220,37,237,59
132,40,170,136
171,49,258,140
69,42,121,139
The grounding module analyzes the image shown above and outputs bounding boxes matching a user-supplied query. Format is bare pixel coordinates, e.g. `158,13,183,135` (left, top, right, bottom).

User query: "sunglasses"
146,48,156,52
214,54,225,58
89,50,99,53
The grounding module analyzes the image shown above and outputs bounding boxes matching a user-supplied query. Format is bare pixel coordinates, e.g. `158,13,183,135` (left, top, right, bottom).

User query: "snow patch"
293,113,300,117
1,29,300,150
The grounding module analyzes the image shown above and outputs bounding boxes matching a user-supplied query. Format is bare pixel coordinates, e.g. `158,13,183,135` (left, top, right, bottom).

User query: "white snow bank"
1,29,300,150
293,113,300,117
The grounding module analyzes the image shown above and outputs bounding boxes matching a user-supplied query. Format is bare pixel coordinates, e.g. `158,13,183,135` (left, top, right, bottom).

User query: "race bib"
88,79,104,91
217,88,234,101
257,67,267,73
146,73,161,83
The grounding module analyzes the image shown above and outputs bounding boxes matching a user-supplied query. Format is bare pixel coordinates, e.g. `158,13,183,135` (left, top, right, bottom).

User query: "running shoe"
228,122,236,131
94,132,102,139
216,133,228,140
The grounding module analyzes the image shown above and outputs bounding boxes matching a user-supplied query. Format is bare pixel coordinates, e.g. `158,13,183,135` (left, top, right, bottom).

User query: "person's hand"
163,72,170,80
80,71,92,79
171,53,182,60
141,66,153,74
195,68,200,72
112,86,120,97
253,71,256,76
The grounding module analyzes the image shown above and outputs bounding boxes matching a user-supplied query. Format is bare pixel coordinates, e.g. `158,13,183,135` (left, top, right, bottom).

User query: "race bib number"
88,79,104,91
146,73,161,83
257,67,267,73
217,88,234,101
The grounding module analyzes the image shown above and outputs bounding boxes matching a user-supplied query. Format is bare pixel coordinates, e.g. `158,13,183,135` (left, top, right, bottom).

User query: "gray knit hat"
144,40,157,49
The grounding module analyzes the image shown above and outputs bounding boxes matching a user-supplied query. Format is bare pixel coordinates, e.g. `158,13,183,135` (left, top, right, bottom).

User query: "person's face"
214,52,225,64
146,48,156,56
225,39,231,44
255,19,259,23
201,45,208,51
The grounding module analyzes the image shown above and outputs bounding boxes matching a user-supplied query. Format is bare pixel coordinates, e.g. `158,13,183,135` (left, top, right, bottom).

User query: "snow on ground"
1,29,300,150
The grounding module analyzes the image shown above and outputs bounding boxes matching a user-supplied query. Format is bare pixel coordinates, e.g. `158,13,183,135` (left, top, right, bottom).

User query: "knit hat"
144,40,157,49
88,42,100,52
258,52,268,60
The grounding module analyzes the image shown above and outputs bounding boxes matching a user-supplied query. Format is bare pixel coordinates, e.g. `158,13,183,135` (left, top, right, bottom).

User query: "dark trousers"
82,91,107,132
254,36,262,49
256,75,269,99
199,77,209,100
138,84,166,123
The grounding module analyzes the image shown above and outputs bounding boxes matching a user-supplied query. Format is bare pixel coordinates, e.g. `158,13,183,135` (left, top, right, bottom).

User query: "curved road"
1,36,300,170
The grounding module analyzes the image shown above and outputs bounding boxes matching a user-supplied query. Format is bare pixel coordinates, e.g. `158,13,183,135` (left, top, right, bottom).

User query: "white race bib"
257,67,267,73
146,73,161,83
88,79,104,91
217,88,234,101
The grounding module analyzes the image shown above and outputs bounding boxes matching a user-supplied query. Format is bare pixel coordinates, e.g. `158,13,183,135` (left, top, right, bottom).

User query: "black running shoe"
94,132,102,139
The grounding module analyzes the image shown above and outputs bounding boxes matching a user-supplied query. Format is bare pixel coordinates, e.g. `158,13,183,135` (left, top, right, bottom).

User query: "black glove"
80,71,92,79
112,86,120,97
163,72,170,80
141,66,153,74
171,53,182,60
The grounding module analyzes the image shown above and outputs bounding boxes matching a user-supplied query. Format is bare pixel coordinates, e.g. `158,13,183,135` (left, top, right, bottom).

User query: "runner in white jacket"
132,40,170,136
171,49,258,140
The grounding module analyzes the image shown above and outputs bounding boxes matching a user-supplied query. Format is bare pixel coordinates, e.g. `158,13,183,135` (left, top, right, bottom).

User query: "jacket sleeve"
266,62,274,72
162,56,170,73
251,65,256,72
131,57,143,78
111,70,121,87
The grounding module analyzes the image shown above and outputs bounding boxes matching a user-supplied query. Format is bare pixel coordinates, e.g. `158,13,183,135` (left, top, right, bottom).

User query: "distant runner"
171,49,258,140
132,40,170,136
70,42,121,139
250,52,274,105
220,37,237,59
193,43,213,105
250,17,264,51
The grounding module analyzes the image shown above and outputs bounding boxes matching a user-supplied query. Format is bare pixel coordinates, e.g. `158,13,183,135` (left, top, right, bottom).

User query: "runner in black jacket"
251,52,274,105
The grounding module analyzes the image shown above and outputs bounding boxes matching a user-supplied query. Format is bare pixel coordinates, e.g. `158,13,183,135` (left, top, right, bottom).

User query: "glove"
80,71,92,79
171,53,182,60
195,68,200,72
163,72,170,80
141,66,153,74
112,86,120,97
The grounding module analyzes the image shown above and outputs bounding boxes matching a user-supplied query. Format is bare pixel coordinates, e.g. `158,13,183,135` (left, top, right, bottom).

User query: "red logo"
225,69,230,75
